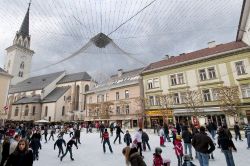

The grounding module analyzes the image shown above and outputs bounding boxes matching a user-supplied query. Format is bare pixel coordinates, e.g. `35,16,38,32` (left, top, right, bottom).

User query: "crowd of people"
0,120,249,166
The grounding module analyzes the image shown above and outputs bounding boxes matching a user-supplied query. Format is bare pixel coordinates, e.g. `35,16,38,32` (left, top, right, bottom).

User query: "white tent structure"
34,119,49,123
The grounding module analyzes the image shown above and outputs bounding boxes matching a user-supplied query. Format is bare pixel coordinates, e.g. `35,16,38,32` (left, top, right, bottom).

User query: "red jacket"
174,140,183,156
102,132,109,140
153,153,163,166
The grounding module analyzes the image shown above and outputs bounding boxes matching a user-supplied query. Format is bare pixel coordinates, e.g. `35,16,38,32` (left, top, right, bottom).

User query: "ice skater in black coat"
0,137,10,166
29,137,42,161
113,124,124,144
54,136,66,157
60,137,78,161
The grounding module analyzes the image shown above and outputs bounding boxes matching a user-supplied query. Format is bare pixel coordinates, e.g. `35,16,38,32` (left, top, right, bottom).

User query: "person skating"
218,128,236,166
110,123,114,136
192,126,215,166
182,154,196,166
0,137,10,166
124,130,132,146
5,139,33,166
48,127,55,141
113,123,124,144
99,123,105,138
174,135,184,166
182,126,193,160
134,128,143,156
142,130,151,151
54,136,66,157
74,128,81,144
234,122,242,141
60,137,78,161
29,137,42,161
159,126,165,147
101,129,113,153
246,122,250,149
152,147,163,166
69,127,74,137
42,127,48,143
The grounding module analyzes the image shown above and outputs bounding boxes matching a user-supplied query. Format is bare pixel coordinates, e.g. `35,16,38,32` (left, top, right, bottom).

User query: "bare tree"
214,86,241,119
182,90,204,117
134,96,148,128
87,102,114,119
158,94,174,122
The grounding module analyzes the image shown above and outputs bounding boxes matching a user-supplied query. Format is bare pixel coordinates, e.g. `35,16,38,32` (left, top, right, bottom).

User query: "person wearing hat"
174,135,183,166
60,137,78,161
182,154,196,166
153,147,163,166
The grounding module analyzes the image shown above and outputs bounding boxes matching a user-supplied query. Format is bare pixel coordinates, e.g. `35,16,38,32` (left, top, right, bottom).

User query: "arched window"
45,106,48,117
24,105,29,116
75,85,80,110
18,38,22,46
23,40,28,48
20,62,24,69
62,106,65,116
15,107,19,116
85,84,89,92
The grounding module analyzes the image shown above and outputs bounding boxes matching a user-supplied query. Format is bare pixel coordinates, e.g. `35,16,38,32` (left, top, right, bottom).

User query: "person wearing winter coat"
142,131,151,151
54,136,66,157
0,137,10,166
42,127,48,143
60,137,78,161
124,130,132,146
182,126,193,159
159,126,165,147
192,126,215,166
245,122,250,149
174,135,184,166
113,124,124,144
101,129,113,153
74,128,81,144
122,146,146,166
163,123,171,142
9,134,21,155
49,127,55,141
134,128,143,156
234,122,242,141
5,139,33,166
182,154,196,166
153,147,163,166
218,128,236,166
29,137,42,161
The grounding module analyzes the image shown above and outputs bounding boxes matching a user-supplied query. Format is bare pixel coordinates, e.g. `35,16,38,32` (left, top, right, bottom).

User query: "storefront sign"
145,110,173,116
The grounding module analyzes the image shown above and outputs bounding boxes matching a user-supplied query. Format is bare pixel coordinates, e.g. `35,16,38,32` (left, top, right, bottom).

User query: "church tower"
4,2,34,85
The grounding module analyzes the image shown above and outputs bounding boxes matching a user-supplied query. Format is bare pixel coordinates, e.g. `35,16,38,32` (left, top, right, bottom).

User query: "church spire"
19,1,31,37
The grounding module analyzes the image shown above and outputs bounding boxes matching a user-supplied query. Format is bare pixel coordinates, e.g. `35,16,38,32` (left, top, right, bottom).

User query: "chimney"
208,41,216,48
118,69,123,77
179,53,185,56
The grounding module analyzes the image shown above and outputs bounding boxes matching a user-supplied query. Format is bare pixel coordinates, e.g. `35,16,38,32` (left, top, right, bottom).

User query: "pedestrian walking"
101,129,113,153
60,137,78,161
124,130,132,146
54,136,66,157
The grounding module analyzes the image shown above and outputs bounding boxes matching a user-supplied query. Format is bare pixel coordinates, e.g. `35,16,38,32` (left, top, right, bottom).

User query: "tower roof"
18,2,31,37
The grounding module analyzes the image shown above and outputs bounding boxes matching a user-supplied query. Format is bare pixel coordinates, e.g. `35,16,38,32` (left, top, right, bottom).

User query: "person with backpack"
102,128,113,153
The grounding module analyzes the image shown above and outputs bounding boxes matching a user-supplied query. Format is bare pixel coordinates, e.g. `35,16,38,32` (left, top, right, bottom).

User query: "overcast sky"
0,0,243,78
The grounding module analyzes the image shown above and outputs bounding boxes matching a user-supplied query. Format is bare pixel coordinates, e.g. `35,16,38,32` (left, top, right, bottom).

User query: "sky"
0,0,243,79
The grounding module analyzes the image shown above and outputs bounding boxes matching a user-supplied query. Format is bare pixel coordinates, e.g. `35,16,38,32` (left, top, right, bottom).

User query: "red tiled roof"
143,41,248,73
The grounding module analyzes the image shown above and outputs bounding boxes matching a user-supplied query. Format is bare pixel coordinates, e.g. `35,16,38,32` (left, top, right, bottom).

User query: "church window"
24,105,29,116
20,62,25,69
